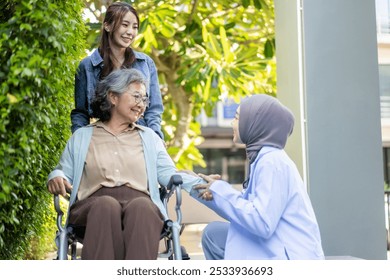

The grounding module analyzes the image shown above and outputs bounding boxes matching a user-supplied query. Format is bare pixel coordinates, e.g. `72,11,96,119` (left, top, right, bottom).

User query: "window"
384,148,390,185
194,148,247,185
376,0,390,34
379,65,390,119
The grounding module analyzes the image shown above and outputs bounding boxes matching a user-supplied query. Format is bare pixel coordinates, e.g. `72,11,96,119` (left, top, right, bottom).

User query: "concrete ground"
46,223,389,260
178,223,207,260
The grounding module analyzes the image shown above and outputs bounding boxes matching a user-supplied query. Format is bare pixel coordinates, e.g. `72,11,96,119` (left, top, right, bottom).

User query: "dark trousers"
69,185,164,260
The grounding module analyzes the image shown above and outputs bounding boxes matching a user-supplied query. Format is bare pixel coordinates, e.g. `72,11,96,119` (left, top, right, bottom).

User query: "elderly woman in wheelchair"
47,68,205,260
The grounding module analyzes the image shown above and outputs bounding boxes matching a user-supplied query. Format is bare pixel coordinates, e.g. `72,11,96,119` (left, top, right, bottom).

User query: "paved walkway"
46,223,389,260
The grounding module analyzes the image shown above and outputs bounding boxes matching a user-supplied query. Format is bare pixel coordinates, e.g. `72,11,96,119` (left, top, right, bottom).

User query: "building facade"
378,0,390,186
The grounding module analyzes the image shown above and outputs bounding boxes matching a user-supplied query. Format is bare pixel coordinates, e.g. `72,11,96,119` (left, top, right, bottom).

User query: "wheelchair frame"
54,174,187,260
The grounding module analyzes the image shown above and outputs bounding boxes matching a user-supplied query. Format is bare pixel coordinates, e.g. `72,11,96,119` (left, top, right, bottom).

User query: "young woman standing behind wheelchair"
71,2,164,139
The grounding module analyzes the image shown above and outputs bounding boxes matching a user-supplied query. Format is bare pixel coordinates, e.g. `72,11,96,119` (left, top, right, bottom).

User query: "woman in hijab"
194,94,324,260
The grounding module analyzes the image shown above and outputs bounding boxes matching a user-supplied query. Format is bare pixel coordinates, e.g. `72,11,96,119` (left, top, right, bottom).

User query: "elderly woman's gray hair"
91,68,148,122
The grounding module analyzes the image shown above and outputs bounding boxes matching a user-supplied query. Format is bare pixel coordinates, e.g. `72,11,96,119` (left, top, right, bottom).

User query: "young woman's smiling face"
108,11,138,49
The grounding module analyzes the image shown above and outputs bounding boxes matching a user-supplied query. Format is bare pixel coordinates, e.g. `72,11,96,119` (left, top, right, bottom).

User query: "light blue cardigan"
47,125,205,220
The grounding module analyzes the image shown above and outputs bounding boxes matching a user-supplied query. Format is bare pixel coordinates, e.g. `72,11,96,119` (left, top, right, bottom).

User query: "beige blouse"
77,121,148,200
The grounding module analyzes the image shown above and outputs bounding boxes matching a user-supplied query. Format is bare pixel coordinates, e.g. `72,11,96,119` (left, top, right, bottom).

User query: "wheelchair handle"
54,190,70,233
54,194,66,232
166,174,183,190
164,174,183,225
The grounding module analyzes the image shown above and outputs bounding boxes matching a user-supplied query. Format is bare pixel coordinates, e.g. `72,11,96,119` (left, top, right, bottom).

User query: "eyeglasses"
130,93,150,106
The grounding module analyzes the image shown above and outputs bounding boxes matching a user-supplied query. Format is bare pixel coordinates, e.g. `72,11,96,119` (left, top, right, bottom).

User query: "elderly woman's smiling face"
109,82,147,124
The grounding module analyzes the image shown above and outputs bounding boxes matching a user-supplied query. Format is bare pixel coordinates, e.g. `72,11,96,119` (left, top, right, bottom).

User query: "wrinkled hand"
194,173,221,201
48,176,72,197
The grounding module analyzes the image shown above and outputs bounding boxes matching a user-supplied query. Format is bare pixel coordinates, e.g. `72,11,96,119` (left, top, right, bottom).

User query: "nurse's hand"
194,173,221,201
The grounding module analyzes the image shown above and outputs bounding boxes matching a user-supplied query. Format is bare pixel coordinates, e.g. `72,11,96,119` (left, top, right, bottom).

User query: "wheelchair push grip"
167,174,183,190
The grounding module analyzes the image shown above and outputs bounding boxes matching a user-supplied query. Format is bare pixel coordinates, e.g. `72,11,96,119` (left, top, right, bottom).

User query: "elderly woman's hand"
194,173,221,201
48,176,72,197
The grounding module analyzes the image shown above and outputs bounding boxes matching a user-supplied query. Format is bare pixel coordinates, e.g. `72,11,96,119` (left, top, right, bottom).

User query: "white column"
275,0,387,259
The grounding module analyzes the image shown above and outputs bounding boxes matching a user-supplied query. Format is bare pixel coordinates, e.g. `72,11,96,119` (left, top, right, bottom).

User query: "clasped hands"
179,170,221,201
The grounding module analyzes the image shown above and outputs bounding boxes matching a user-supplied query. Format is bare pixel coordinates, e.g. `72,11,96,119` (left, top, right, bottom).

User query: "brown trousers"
69,185,164,260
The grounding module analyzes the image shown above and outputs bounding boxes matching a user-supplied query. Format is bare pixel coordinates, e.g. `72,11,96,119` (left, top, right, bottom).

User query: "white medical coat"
200,146,324,260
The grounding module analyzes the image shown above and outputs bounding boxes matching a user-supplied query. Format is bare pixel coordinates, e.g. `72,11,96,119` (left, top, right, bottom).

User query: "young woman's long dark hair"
99,2,139,79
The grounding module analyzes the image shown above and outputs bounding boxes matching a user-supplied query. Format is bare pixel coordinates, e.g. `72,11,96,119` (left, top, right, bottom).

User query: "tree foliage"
83,0,276,169
0,0,86,259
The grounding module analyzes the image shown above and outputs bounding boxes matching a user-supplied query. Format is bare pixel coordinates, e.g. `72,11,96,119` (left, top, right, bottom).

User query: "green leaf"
202,24,208,43
264,39,274,58
224,22,236,30
160,24,176,38
253,0,262,10
203,72,213,101
144,25,158,48
207,33,222,59
22,68,33,77
219,26,234,63
242,0,250,8
7,94,18,104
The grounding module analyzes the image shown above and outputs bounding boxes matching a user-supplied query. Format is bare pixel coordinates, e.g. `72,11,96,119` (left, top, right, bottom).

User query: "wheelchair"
53,174,189,260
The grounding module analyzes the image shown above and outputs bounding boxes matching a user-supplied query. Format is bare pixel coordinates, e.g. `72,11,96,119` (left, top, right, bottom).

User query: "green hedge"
0,0,86,259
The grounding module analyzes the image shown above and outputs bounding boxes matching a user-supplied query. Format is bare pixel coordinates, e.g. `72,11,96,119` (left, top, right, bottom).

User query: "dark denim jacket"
70,49,164,139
